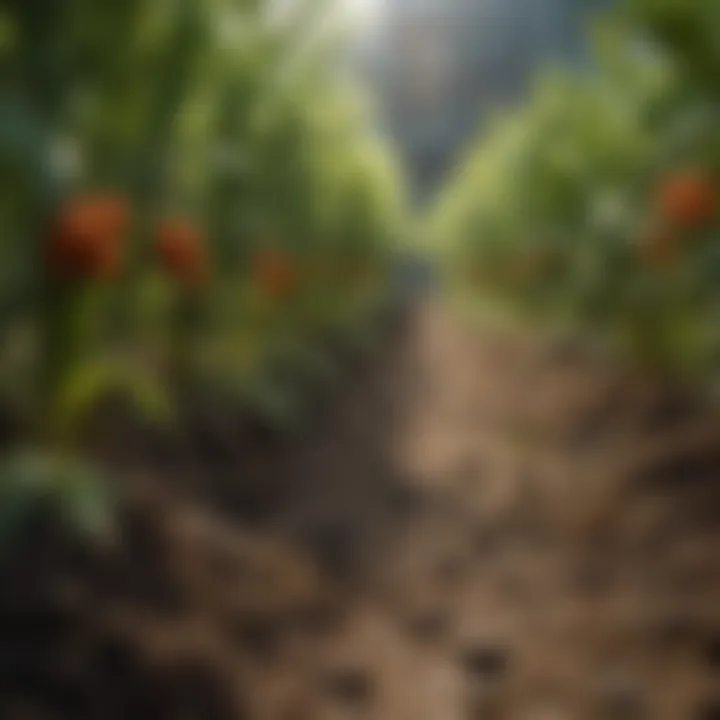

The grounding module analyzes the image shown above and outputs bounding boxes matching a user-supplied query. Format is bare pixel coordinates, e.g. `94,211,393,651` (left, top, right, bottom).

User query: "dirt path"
244,300,720,719
3,300,720,719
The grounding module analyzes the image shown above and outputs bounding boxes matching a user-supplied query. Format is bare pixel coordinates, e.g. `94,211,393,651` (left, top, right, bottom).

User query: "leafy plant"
433,0,720,389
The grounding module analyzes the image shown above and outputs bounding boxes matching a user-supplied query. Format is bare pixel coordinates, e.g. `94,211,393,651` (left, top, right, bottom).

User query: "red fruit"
156,219,210,290
92,239,124,280
47,195,129,281
656,170,717,230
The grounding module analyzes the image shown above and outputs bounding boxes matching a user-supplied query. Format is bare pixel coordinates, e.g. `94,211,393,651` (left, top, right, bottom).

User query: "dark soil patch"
0,303,416,719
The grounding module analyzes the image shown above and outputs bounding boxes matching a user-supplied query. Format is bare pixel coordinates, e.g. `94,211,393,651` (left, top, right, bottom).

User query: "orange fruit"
47,195,129,280
656,169,717,230
156,219,210,290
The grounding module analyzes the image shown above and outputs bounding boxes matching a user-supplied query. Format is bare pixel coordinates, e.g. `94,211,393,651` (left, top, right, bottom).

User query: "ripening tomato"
156,219,210,289
47,195,129,280
656,170,717,230
91,239,124,280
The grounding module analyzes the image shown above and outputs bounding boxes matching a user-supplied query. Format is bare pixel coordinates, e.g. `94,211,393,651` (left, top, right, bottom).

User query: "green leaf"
54,359,173,441
0,449,114,547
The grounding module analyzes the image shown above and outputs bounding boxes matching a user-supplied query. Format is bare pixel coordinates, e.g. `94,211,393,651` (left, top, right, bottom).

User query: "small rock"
459,644,510,680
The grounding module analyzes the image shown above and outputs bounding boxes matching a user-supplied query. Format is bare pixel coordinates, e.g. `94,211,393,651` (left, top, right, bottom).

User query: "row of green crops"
433,0,720,387
0,0,406,533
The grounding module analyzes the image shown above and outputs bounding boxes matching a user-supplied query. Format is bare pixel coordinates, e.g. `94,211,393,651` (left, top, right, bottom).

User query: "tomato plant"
433,0,720,387
0,0,406,538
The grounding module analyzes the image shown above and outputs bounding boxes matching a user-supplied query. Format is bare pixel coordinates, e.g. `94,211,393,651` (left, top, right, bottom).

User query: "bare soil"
2,300,720,719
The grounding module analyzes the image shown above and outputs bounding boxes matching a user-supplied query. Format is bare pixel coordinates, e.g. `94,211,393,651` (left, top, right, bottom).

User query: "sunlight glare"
340,0,383,28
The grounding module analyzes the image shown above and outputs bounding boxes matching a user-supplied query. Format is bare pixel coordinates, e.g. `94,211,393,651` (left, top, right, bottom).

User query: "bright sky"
268,0,384,35
340,0,383,27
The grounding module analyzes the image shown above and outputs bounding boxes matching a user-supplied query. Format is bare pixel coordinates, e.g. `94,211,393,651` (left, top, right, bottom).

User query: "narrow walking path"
245,300,720,719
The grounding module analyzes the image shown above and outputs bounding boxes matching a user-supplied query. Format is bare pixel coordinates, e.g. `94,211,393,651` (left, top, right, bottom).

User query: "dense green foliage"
434,0,720,383
0,0,406,531
0,0,405,434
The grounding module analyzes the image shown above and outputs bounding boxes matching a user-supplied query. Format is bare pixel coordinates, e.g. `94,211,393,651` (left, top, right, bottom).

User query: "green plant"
432,0,720,389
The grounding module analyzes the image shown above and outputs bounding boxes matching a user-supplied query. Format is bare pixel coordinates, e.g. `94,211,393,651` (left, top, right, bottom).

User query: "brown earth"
2,300,720,719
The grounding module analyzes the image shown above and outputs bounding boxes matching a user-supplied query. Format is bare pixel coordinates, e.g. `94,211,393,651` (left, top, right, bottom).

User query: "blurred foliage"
0,0,406,534
0,448,113,547
432,0,720,384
